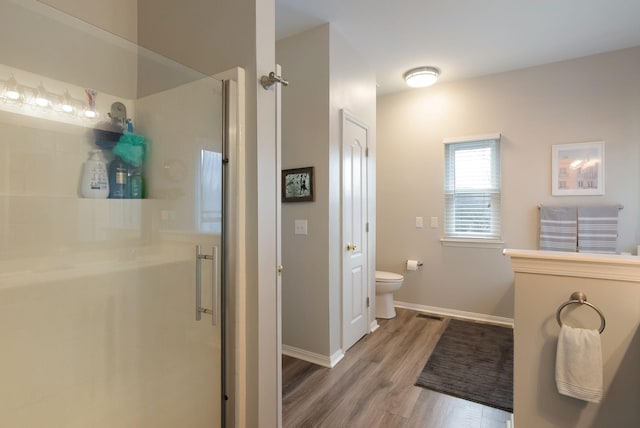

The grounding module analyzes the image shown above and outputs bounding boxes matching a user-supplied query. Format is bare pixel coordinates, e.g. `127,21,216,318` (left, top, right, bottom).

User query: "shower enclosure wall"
0,1,236,427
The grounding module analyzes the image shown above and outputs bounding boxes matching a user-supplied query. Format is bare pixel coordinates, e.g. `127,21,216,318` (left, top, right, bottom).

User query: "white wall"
377,47,640,319
277,24,376,359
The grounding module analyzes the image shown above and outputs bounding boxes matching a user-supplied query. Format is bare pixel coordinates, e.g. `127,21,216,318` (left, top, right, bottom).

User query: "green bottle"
128,166,143,199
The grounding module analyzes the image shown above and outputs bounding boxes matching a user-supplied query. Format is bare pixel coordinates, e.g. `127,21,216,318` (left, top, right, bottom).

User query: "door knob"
346,243,357,251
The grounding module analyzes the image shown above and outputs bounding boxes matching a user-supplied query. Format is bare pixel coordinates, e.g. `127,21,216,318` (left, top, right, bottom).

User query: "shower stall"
0,1,237,426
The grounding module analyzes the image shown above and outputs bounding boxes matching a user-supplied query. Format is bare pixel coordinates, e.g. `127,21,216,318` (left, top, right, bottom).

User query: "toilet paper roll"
406,259,419,271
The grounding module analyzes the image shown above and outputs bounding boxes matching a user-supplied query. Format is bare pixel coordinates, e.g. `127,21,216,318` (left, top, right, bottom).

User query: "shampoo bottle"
109,156,128,198
128,165,143,199
81,150,109,198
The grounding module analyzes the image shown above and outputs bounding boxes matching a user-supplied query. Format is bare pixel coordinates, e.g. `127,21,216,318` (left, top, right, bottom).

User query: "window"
443,134,501,242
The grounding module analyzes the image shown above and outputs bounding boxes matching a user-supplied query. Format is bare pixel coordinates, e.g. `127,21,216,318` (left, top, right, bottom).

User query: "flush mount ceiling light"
404,66,440,88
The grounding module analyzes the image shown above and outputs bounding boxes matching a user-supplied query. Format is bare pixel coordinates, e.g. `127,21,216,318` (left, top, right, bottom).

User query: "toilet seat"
376,271,403,283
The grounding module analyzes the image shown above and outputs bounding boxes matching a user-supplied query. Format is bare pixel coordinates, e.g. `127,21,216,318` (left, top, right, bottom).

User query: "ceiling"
275,0,640,95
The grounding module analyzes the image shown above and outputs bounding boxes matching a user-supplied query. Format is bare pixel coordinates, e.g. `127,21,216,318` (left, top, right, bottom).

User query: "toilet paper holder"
406,259,423,270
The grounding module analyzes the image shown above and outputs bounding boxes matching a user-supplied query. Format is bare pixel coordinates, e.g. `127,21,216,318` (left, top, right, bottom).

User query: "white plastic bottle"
81,149,110,198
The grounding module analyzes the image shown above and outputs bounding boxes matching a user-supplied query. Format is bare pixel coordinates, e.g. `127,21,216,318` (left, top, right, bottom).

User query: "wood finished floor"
282,308,512,428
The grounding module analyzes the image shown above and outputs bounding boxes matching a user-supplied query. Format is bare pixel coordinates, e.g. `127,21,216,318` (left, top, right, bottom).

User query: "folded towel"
539,206,577,251
578,205,618,254
555,325,603,403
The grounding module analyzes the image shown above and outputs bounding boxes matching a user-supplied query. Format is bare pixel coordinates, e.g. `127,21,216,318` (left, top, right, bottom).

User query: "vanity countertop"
503,248,640,282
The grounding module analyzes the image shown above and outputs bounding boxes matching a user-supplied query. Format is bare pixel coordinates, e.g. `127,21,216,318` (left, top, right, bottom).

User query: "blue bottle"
109,156,128,198
128,165,143,199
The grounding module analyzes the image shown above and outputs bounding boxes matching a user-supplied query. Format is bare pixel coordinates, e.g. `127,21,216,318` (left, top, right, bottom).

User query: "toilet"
375,270,404,319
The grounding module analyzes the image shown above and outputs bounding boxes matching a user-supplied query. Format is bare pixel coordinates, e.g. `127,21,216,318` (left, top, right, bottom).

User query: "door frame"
275,63,283,428
340,109,372,351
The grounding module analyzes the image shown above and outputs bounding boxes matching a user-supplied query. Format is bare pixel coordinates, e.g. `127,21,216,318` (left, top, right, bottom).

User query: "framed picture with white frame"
551,141,605,196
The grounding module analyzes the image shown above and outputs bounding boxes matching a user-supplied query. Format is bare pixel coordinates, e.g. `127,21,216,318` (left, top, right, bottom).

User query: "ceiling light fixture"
404,66,440,88
0,73,100,123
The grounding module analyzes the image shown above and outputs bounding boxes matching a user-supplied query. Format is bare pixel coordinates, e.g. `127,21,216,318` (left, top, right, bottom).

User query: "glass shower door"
0,1,227,427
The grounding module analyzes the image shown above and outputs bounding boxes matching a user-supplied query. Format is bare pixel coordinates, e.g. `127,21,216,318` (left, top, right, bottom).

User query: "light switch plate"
294,219,308,235
430,216,439,228
161,210,176,221
415,216,424,228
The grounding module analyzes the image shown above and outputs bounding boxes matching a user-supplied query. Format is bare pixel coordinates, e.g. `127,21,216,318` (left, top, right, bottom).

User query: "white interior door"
342,111,369,351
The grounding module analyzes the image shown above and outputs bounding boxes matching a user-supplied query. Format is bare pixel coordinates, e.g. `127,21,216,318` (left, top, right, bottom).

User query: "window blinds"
444,136,501,239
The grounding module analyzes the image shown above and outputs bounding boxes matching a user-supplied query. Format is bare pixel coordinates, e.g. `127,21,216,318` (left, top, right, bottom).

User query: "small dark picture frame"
282,167,314,202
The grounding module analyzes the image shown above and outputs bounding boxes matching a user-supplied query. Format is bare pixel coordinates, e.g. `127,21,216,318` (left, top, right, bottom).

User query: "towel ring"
556,291,605,334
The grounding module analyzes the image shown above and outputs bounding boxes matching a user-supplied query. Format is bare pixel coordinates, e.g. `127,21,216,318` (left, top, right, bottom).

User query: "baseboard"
369,320,379,333
282,345,345,368
394,301,514,327
506,413,514,427
329,349,345,367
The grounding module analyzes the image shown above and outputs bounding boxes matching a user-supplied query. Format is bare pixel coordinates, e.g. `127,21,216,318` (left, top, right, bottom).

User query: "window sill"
440,238,505,249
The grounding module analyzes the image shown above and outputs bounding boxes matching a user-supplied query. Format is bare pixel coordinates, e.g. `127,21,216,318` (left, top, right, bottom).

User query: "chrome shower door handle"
195,245,219,325
196,245,203,321
211,246,219,326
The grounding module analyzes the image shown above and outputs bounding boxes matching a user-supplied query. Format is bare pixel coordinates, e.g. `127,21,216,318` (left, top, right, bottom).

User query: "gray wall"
40,0,138,42
377,46,640,319
278,25,331,356
277,24,376,358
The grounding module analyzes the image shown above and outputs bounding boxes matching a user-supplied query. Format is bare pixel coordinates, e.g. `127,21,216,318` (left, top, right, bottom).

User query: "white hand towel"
555,325,603,403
